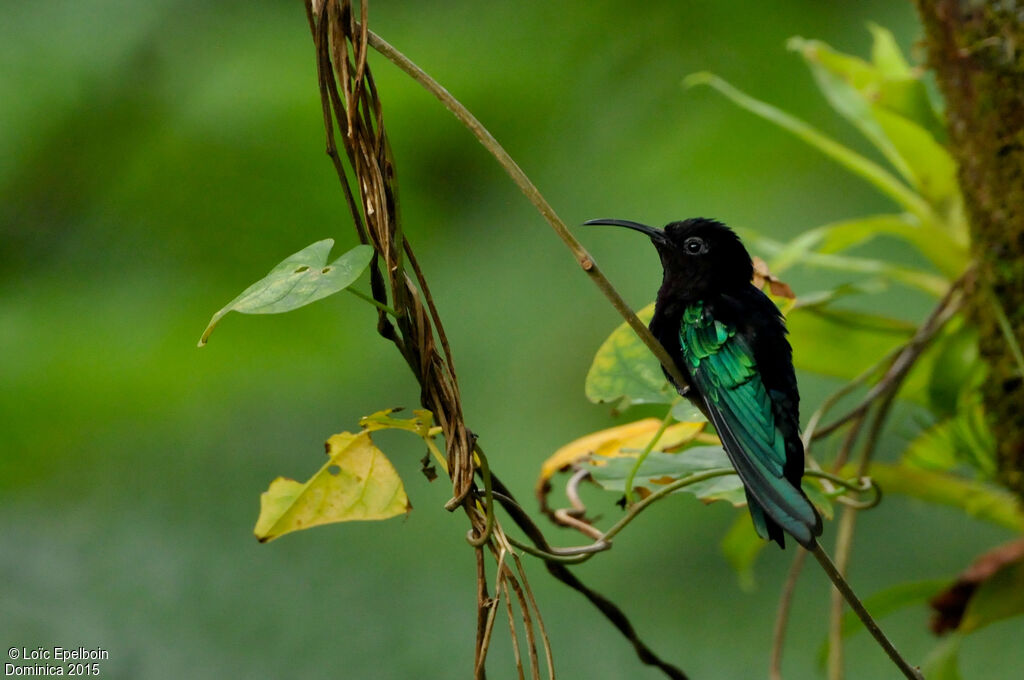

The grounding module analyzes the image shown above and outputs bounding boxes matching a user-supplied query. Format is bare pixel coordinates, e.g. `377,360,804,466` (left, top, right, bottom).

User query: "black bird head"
585,217,754,299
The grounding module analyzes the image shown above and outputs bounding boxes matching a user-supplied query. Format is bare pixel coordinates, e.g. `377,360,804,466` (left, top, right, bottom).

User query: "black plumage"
587,217,822,548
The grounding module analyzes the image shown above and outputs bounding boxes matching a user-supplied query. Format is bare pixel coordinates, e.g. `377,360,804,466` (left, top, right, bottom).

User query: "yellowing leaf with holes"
198,240,373,346
536,418,705,496
359,408,436,438
254,430,409,542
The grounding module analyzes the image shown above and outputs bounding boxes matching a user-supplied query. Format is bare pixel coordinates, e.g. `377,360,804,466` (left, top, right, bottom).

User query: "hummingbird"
586,217,822,548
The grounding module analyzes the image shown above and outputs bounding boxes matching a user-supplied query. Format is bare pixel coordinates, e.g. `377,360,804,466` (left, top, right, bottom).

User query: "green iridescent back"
679,301,816,544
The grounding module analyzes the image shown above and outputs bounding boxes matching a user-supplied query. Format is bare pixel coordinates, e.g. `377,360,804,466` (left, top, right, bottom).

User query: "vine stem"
363,29,690,392
623,404,676,505
769,548,808,680
808,541,924,680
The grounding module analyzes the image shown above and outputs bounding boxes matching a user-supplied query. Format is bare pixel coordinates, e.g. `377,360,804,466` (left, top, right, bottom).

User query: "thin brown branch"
512,551,556,680
769,548,808,680
363,29,691,393
475,545,491,680
809,542,924,680
814,274,968,439
501,578,526,680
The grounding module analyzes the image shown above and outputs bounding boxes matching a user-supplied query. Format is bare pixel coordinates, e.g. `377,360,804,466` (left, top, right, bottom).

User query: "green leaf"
867,23,912,77
922,634,963,680
802,480,834,521
818,579,948,664
815,214,966,278
586,302,677,406
586,447,745,504
791,28,945,141
753,233,949,296
359,407,436,439
199,240,374,346
685,71,934,223
859,463,1024,532
909,327,994,473
786,304,914,382
586,447,829,516
783,279,889,309
903,410,994,477
788,36,918,190
871,106,961,211
959,553,1024,634
789,33,959,219
537,419,706,494
254,430,410,542
671,400,707,423
720,515,766,591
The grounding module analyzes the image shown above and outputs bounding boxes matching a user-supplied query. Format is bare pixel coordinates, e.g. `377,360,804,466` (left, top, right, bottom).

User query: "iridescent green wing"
680,302,817,546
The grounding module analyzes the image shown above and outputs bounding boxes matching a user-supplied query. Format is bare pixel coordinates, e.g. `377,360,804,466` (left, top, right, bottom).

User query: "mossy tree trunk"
915,0,1024,499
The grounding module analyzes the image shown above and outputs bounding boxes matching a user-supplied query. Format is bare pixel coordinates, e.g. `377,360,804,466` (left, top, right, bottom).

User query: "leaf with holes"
585,447,745,504
585,303,680,407
199,240,374,346
254,430,410,542
537,418,706,499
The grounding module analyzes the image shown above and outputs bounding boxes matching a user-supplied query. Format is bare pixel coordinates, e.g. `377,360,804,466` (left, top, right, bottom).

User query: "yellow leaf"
536,419,705,496
359,408,435,437
254,431,410,542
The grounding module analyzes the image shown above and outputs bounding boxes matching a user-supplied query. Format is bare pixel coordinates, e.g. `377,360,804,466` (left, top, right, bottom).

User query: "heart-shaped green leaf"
199,240,373,346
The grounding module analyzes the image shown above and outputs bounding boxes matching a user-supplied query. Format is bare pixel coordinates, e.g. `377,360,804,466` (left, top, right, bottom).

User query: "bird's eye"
683,236,707,255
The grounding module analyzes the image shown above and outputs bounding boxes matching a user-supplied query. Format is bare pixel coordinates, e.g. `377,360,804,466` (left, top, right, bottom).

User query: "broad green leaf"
538,418,706,495
685,72,933,222
720,515,766,591
959,553,1024,634
922,634,963,680
586,303,676,406
586,447,745,504
818,579,948,664
199,240,374,346
786,304,914,382
585,447,831,515
857,463,1024,531
254,430,409,542
670,400,706,423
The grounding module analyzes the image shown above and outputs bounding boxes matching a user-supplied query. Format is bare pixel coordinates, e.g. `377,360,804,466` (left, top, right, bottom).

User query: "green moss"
916,0,1024,499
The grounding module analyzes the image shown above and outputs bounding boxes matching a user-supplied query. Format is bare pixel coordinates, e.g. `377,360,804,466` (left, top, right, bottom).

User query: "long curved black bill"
583,218,667,245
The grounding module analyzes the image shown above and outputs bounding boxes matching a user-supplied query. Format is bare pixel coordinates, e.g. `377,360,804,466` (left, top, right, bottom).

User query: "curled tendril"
804,469,882,510
466,447,496,547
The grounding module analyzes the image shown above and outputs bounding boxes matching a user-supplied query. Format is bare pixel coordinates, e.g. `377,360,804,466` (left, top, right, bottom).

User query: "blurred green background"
2,1,1020,678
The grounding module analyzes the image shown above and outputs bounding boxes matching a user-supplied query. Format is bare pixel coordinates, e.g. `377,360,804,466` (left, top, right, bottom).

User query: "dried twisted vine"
303,2,551,676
